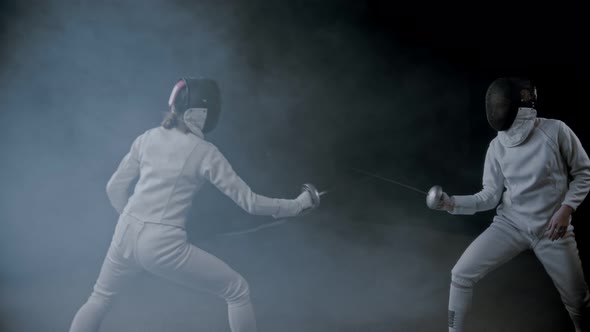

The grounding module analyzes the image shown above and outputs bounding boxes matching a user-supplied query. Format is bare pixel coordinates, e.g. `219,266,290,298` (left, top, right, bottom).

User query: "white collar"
183,108,207,138
497,108,537,147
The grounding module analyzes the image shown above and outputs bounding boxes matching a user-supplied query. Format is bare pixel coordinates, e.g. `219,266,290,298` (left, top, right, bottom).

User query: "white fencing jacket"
106,126,303,228
450,108,590,235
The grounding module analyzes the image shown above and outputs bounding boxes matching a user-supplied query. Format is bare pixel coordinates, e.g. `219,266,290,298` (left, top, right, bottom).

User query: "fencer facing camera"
485,77,537,132
428,77,590,332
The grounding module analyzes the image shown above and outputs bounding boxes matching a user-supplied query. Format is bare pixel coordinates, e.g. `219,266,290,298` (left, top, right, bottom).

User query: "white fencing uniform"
448,108,590,332
69,126,308,332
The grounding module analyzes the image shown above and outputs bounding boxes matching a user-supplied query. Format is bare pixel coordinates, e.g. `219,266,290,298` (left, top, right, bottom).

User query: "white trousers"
69,214,256,332
450,219,590,332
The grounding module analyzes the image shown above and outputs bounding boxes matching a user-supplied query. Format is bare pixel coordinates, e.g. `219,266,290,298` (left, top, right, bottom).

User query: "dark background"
1,0,588,331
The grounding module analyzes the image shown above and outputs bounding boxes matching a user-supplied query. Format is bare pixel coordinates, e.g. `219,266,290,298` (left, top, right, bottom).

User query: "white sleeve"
558,121,590,211
106,134,143,214
200,145,302,218
450,143,505,215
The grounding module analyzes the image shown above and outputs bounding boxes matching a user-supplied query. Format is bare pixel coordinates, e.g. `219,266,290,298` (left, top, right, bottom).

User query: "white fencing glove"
436,192,455,212
295,190,314,214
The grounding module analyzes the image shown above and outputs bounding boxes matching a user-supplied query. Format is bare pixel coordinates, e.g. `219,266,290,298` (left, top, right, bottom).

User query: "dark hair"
161,85,190,133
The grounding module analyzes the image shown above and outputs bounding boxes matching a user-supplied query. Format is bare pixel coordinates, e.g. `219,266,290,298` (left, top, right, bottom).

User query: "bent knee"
85,289,113,309
224,275,251,306
563,291,590,315
451,263,477,288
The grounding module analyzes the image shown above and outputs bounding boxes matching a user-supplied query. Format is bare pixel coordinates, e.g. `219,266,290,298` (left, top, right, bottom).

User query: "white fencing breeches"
69,214,256,332
449,220,590,332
